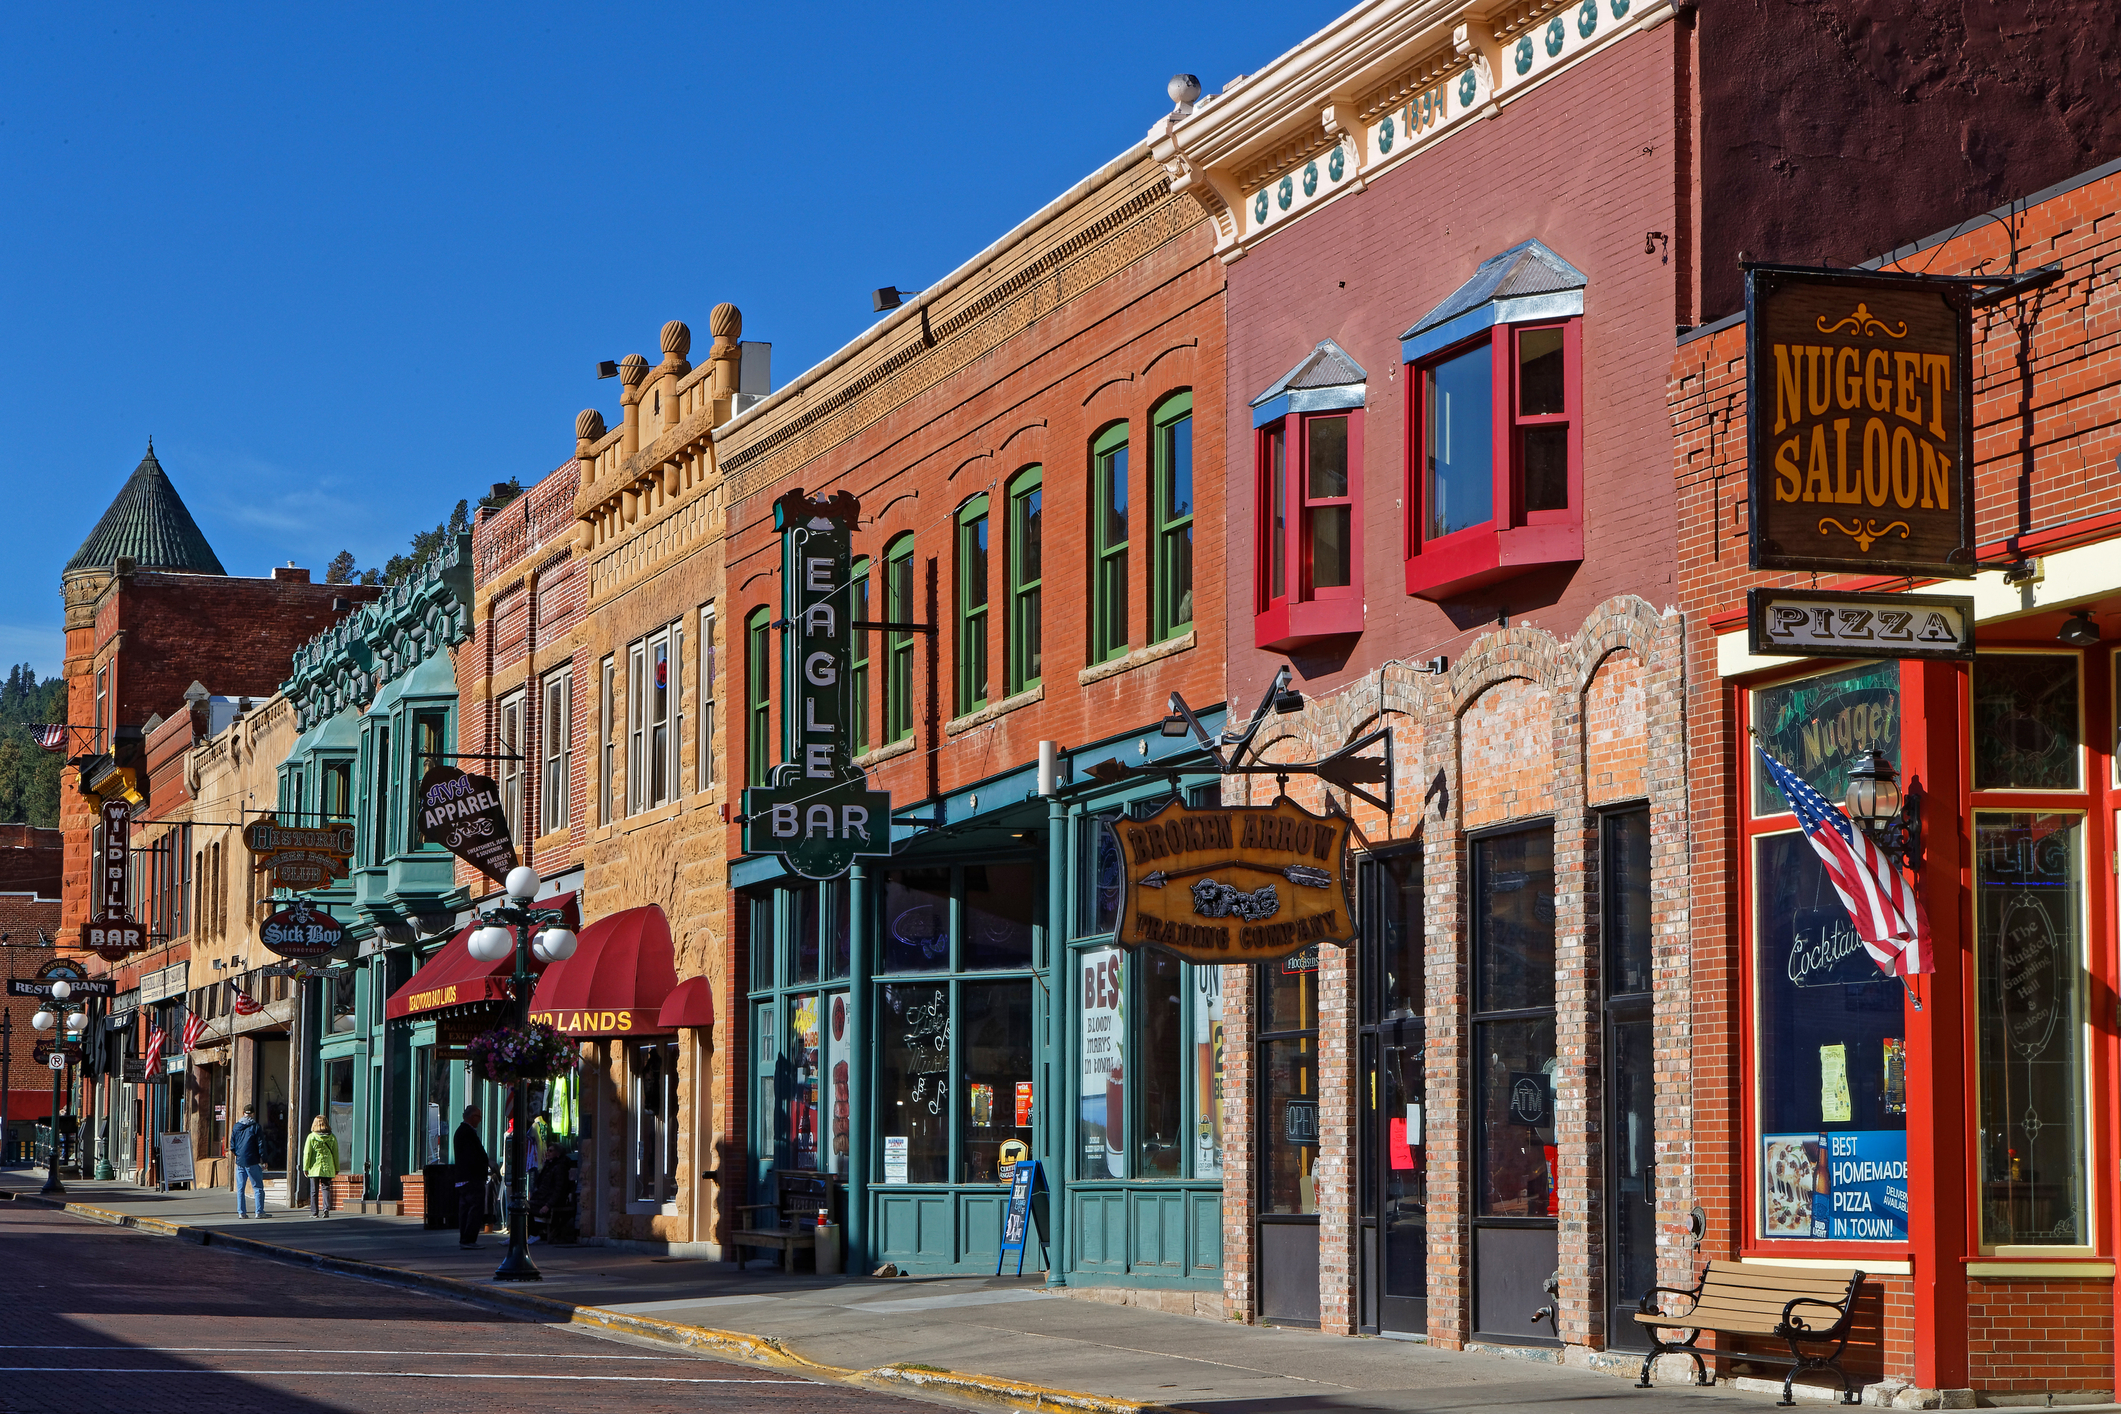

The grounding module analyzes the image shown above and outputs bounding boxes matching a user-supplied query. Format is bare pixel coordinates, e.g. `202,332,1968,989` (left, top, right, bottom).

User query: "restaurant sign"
88,798,148,962
741,489,891,881
417,765,519,884
242,815,356,889
1746,588,1975,661
1115,796,1354,964
257,899,346,959
1746,266,1974,578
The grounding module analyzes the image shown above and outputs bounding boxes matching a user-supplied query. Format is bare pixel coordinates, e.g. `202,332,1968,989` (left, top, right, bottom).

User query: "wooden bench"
732,1170,838,1272
1635,1260,1868,1406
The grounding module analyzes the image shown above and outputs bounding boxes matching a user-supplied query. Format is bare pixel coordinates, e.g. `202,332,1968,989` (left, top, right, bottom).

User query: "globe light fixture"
1842,750,1902,824
31,1009,54,1033
49,979,71,1003
504,866,541,904
64,1011,86,1033
538,928,577,962
469,925,512,962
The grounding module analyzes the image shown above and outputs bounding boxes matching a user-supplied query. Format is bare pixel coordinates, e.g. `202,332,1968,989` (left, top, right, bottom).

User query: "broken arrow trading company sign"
1115,796,1354,964
417,765,519,884
741,489,891,881
258,899,347,959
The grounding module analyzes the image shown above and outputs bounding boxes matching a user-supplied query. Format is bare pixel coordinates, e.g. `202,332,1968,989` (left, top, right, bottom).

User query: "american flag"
143,1023,166,1070
30,725,68,751
1756,743,1931,978
181,1011,207,1053
229,982,262,1016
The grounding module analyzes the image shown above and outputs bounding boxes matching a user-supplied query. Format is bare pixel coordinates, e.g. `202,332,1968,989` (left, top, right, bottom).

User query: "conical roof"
66,441,226,576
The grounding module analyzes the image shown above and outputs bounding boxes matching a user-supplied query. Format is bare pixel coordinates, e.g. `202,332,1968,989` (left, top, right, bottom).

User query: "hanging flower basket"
467,1021,580,1086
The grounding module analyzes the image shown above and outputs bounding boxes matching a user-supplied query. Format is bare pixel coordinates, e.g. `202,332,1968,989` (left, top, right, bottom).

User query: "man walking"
453,1104,495,1249
229,1104,268,1219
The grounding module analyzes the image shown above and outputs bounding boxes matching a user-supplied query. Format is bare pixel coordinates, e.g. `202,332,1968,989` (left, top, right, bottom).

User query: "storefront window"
1079,815,1123,936
1753,830,1907,1242
823,992,851,1178
1751,660,1900,818
629,1039,679,1206
1973,654,2080,791
963,864,1035,970
1261,947,1320,1214
325,1057,354,1160
1473,828,1555,1219
796,886,821,984
881,869,951,972
1605,809,1653,997
960,981,1033,1182
1975,812,2088,1248
414,1045,444,1165
879,983,949,1184
1136,953,1185,1178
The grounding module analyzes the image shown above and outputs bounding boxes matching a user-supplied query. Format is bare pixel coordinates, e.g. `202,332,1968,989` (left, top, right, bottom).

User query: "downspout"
848,863,872,1271
1041,742,1069,1286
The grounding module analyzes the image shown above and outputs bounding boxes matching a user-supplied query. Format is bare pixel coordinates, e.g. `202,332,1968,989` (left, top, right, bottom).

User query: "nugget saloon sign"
1115,797,1354,964
1746,266,1975,578
417,764,519,884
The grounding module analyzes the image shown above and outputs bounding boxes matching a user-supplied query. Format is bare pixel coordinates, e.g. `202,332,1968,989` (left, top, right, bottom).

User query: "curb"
2,1191,1187,1414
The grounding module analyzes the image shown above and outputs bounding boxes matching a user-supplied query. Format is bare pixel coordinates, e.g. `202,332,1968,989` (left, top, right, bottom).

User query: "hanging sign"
416,765,518,884
34,1042,84,1065
1114,796,1353,963
242,814,356,887
9,976,116,999
1746,587,1974,661
1746,266,1975,578
86,798,148,961
741,489,891,880
258,899,346,959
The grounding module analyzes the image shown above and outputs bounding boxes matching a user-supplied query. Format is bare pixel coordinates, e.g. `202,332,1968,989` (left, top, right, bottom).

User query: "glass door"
1358,846,1426,1336
1256,949,1320,1325
1603,809,1656,1348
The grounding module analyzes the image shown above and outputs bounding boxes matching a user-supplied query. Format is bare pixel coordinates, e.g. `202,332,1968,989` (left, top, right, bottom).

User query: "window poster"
1079,946,1124,1178
1193,965,1224,1179
825,992,850,1177
790,994,820,1171
1763,1131,1908,1241
883,1135,908,1185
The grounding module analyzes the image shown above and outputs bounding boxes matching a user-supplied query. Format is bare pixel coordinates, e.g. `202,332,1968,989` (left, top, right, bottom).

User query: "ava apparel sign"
417,765,519,884
741,489,891,881
86,798,147,962
1747,266,1975,578
1114,796,1354,964
242,814,357,890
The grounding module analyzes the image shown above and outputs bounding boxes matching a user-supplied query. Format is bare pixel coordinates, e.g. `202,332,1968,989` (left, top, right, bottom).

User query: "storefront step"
1056,1283,1226,1321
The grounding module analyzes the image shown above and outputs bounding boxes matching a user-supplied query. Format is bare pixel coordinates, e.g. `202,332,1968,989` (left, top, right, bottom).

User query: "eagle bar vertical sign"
741,489,892,880
1745,266,1975,578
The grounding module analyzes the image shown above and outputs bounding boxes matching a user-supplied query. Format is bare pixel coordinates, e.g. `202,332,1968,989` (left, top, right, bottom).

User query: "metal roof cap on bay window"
1400,239,1587,362
310,705,361,751
1251,338,1367,427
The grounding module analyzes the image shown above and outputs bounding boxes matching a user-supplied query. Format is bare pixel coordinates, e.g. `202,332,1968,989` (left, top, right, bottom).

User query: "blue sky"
0,2,1318,681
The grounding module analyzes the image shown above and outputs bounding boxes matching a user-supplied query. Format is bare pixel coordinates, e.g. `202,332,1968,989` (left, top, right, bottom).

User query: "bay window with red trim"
1255,408,1364,649
1404,319,1583,602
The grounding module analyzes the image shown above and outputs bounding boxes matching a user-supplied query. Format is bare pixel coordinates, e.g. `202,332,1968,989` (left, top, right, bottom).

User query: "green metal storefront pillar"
1044,794,1069,1286
847,863,872,1272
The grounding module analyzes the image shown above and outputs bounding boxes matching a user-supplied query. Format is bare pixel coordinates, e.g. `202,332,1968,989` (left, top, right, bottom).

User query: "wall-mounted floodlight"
872,287,915,313
596,360,619,379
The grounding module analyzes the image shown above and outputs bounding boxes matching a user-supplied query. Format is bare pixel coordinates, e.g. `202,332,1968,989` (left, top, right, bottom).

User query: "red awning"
528,905,680,1038
656,974,715,1031
384,893,579,1022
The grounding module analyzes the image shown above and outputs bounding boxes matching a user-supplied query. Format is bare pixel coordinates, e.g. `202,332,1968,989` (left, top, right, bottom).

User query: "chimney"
274,564,310,582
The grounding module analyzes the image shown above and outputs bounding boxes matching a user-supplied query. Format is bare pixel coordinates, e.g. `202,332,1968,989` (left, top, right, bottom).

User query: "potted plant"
467,1021,580,1087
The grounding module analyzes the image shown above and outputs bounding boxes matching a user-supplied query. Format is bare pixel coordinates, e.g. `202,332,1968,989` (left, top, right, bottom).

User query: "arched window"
1006,468,1042,695
745,607,772,788
1091,422,1130,662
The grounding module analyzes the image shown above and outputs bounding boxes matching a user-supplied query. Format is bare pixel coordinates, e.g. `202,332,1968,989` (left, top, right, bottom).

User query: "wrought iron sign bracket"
1167,682,1393,816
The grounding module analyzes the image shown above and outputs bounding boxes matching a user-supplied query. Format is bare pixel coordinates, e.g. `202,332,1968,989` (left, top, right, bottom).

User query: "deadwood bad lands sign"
1746,266,1975,578
1116,797,1353,964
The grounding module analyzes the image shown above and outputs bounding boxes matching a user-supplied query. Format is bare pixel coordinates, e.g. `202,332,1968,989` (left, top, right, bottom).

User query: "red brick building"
1671,158,2121,1399
0,826,63,1152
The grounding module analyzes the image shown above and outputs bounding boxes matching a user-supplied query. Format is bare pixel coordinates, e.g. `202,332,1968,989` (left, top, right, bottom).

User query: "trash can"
816,1222,842,1275
422,1163,457,1230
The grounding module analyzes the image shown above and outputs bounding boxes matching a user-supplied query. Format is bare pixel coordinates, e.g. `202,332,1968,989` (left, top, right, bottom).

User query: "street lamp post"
31,981,87,1196
466,865,577,1283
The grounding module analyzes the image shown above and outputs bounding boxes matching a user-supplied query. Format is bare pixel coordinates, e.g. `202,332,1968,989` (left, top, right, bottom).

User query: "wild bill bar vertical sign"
1746,266,1975,577
741,489,891,881
86,797,147,962
418,765,519,883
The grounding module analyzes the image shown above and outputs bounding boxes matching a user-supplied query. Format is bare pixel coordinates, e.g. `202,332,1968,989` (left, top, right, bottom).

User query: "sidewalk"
0,1171,1955,1413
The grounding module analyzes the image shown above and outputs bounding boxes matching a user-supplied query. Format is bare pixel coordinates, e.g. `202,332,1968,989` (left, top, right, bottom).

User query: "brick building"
715,141,1228,1290
1669,159,2121,1399
0,826,63,1156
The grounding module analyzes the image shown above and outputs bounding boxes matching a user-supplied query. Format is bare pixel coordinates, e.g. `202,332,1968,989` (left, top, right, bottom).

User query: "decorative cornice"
282,531,474,730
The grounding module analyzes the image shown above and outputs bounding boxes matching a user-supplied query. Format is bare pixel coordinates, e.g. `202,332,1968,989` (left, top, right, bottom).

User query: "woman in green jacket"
301,1116,340,1217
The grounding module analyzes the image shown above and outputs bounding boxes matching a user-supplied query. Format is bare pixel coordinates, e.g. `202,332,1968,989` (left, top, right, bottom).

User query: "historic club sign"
741,489,891,881
1115,796,1354,964
1746,266,1975,578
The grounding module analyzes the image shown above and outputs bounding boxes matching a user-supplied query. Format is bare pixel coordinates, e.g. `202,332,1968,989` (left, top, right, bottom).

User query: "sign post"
1746,266,1975,578
1113,796,1354,964
740,489,892,881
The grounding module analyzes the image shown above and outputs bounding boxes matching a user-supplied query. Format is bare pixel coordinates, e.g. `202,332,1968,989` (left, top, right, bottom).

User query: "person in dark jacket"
453,1104,496,1249
229,1104,269,1219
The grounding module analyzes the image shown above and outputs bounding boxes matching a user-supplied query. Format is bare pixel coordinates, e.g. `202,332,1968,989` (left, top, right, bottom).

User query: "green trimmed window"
883,535,915,744
956,495,990,714
1092,422,1130,663
1006,468,1042,695
1151,392,1194,640
745,607,772,788
849,557,870,755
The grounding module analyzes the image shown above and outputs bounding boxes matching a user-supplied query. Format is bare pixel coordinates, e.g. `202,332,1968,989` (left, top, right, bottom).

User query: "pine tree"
325,550,357,584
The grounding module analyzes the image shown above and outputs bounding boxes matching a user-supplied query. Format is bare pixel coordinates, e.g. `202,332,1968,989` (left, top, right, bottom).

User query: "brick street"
0,1203,929,1414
